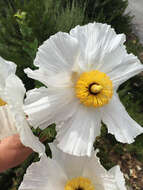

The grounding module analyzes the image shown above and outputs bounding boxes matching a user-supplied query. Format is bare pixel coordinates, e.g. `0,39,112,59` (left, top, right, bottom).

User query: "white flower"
24,22,143,156
19,145,127,190
0,57,45,156
125,0,143,45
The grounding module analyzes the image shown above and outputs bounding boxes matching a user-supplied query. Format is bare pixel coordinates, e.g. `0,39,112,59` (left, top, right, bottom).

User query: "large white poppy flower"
19,145,127,190
0,57,45,155
24,22,143,156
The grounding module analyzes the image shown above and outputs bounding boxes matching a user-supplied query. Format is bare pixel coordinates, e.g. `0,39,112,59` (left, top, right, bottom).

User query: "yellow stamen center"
64,177,94,190
0,98,7,106
75,70,113,108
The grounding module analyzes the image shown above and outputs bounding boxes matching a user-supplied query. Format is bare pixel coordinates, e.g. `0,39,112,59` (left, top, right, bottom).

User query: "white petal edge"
24,87,49,105
33,32,79,73
4,74,25,106
19,121,45,156
56,105,102,156
70,22,143,90
100,93,143,143
24,68,51,87
109,53,143,89
70,22,126,72
19,155,67,190
83,152,127,190
4,74,45,155
108,165,126,190
24,87,77,129
0,105,17,140
50,144,87,179
0,57,16,96
25,68,74,88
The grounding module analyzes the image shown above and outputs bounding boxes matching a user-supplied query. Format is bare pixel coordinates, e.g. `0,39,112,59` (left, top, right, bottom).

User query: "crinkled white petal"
39,71,74,88
4,74,25,106
19,155,67,190
108,53,143,89
70,23,143,88
25,87,49,105
83,152,107,183
57,105,101,156
33,32,79,74
108,166,126,190
83,152,126,190
0,74,25,140
3,74,45,155
50,144,87,179
70,22,126,72
24,87,77,129
0,57,16,97
0,106,45,155
0,105,17,140
25,68,74,88
24,68,50,86
19,120,45,156
100,93,143,143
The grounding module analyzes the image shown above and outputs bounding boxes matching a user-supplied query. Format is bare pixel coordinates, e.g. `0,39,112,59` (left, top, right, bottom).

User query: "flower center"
64,177,94,190
0,98,7,106
75,70,113,107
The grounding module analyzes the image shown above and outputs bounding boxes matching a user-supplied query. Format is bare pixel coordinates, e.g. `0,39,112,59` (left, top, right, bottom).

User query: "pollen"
64,176,94,190
75,70,113,108
0,98,7,106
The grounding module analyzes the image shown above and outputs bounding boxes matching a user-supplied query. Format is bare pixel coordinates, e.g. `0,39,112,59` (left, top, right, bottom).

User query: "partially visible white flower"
24,22,143,156
0,57,45,156
125,0,143,45
19,145,127,190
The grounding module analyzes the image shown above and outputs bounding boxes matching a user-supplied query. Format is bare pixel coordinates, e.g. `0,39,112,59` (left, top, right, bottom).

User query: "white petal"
70,22,143,88
40,71,74,88
4,74,25,106
109,166,126,190
19,155,67,190
94,34,126,74
0,105,17,140
70,23,125,72
34,32,79,73
24,68,50,87
109,53,143,88
83,152,107,190
0,106,45,155
24,87,77,129
50,144,87,179
4,74,45,155
25,87,49,105
57,105,101,156
25,68,74,88
83,153,127,190
100,93,143,143
19,120,45,156
0,57,16,95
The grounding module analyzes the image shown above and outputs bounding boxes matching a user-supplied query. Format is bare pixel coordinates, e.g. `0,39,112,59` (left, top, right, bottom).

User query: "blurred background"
0,0,143,189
